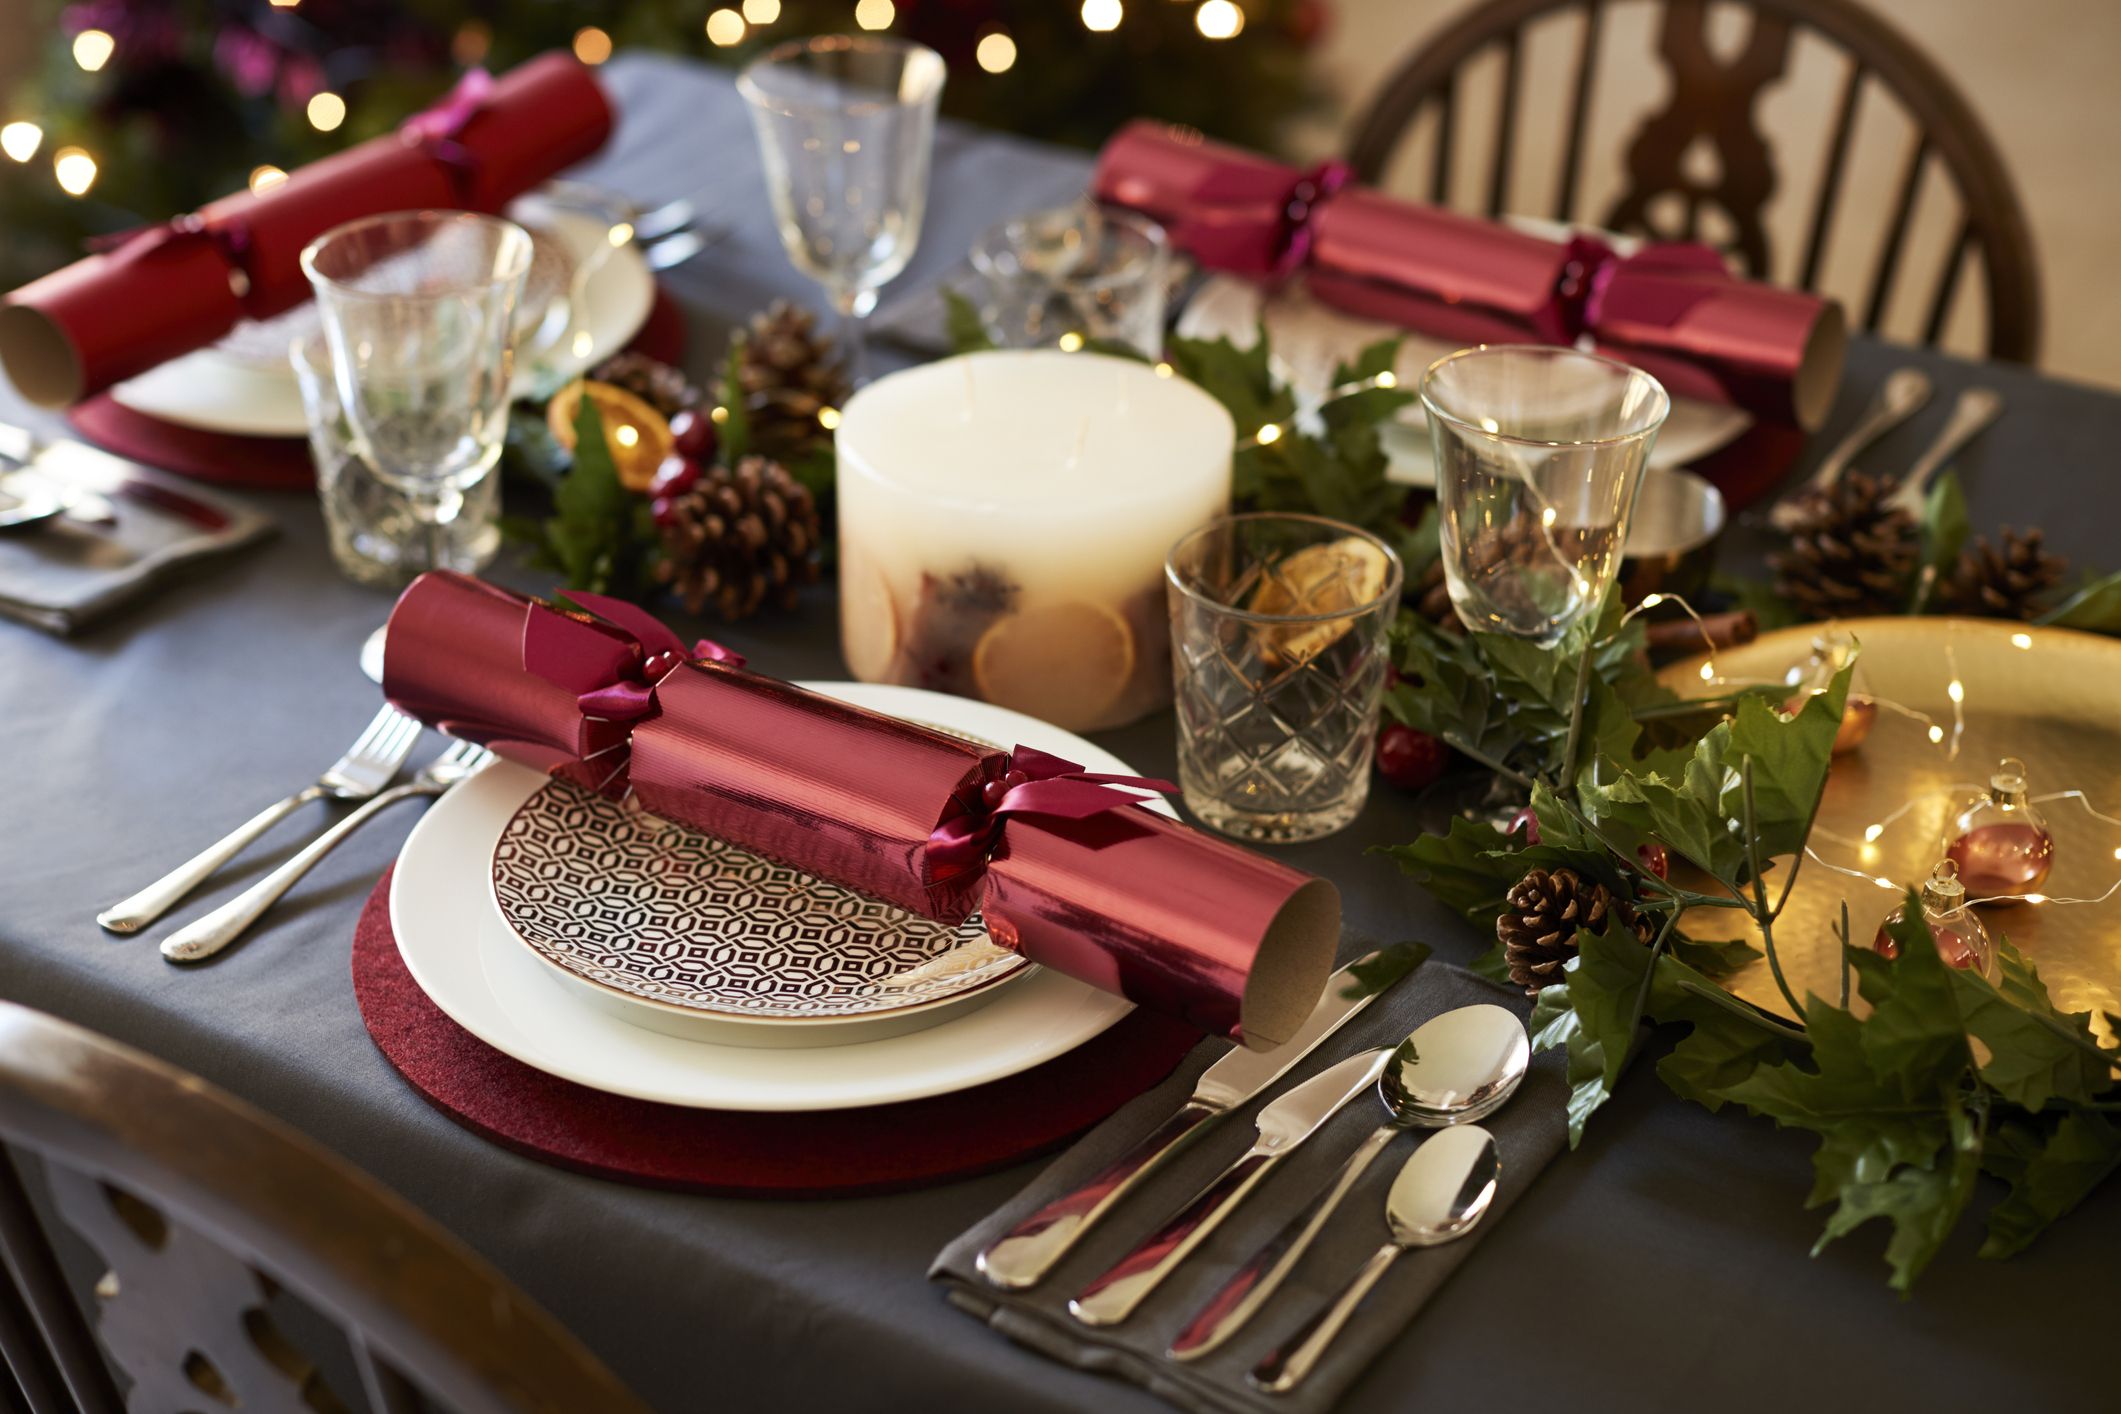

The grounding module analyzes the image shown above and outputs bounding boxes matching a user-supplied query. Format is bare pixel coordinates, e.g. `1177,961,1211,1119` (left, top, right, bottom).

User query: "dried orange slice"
546,380,674,493
973,601,1136,732
839,553,902,683
1249,536,1393,666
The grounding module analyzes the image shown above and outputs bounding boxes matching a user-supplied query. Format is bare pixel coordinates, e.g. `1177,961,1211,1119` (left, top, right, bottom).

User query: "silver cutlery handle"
160,780,437,963
977,1099,1220,1290
1249,1241,1404,1395
1169,1122,1398,1361
1069,1143,1282,1328
98,786,326,934
1767,369,1930,528
1892,386,2004,511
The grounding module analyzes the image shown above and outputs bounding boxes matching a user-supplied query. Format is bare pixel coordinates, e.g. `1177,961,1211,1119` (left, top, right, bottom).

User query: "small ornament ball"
1376,724,1449,791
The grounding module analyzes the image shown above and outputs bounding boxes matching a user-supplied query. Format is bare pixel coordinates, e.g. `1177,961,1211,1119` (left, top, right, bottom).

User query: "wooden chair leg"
0,1251,78,1414
0,1153,121,1414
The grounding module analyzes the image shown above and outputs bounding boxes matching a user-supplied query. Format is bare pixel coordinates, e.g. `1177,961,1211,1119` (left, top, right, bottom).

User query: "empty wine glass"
301,211,531,572
970,201,1169,356
1423,345,1668,646
739,35,946,380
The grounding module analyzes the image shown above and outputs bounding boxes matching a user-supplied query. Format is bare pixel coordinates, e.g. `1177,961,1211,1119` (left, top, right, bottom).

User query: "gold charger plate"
1659,617,2121,1043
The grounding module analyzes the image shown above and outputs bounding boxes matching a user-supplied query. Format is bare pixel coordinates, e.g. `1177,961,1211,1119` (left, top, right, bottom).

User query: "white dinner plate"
1176,274,1752,486
110,194,655,438
389,682,1147,1110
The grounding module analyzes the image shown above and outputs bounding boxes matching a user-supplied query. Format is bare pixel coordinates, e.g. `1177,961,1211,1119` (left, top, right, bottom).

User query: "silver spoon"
1167,1004,1526,1361
1884,385,2005,517
1248,1125,1500,1395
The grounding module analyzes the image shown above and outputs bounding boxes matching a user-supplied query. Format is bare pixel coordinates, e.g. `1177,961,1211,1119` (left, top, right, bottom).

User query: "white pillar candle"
836,350,1234,732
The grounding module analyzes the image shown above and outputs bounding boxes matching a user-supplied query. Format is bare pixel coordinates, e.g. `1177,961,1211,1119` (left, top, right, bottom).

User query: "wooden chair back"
1344,0,2041,361
0,1002,648,1414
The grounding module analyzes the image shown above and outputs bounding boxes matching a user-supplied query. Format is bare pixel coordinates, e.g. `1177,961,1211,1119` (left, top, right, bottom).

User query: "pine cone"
1767,470,1919,620
654,455,821,621
1497,867,1652,994
738,301,851,466
1412,559,1463,633
589,352,700,421
1937,528,2066,620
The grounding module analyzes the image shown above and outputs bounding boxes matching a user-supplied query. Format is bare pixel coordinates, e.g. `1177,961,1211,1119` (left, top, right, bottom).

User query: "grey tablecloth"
3,51,2118,1414
933,961,1568,1414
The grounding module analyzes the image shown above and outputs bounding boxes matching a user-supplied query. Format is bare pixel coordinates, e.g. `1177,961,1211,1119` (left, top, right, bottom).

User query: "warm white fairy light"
976,32,1018,74
1,121,42,163
1811,786,2121,914
855,0,896,30
1929,724,1946,744
706,9,747,45
1081,0,1124,31
817,406,842,431
1057,331,1085,352
571,330,594,359
2011,632,2033,649
614,424,640,449
1153,361,1174,379
72,29,114,72
1946,678,1965,703
742,0,782,21
572,27,614,65
248,164,288,194
306,92,347,132
1255,422,1282,445
1197,0,1246,39
1236,368,1406,450
52,146,96,196
607,221,634,247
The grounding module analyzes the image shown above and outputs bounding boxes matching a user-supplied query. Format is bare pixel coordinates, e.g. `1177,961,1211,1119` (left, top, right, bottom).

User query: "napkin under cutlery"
931,950,1567,1414
0,430,274,635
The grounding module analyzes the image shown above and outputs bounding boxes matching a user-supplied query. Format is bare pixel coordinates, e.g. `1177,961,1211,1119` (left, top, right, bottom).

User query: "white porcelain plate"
110,192,655,438
1176,274,1752,486
389,683,1144,1110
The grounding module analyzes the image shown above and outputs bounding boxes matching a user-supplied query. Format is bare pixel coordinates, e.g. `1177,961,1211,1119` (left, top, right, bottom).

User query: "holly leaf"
1980,1109,2121,1258
516,397,659,597
1711,571,1802,631
718,334,752,465
1809,1093,1981,1294
941,286,995,355
1852,894,1975,1096
1372,816,1520,924
2037,567,2121,633
1948,937,2118,1110
1338,942,1432,1000
1909,468,1969,613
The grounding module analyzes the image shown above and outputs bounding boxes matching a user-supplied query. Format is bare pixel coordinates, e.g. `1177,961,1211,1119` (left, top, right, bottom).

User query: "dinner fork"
97,705,422,935
160,741,494,964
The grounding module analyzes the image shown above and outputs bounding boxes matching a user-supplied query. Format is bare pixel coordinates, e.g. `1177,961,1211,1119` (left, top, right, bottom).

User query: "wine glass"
1422,345,1669,646
739,35,946,381
970,201,1169,356
301,211,531,572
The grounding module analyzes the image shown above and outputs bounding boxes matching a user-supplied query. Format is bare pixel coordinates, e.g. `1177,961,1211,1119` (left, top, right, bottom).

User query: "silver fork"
160,741,494,964
98,706,422,935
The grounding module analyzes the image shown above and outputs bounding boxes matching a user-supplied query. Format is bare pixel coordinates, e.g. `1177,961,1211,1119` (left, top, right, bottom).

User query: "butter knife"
974,949,1411,1292
1068,1046,1392,1327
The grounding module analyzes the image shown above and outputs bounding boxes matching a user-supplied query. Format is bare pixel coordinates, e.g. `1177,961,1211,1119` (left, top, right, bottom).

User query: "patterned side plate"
491,780,1026,1043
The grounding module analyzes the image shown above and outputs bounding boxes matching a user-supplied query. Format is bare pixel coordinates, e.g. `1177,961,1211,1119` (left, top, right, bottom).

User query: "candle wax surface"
835,351,1236,732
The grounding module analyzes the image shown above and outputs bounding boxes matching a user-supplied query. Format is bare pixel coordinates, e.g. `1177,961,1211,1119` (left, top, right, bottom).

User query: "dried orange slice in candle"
546,380,674,493
1249,536,1393,666
973,602,1135,731
839,555,902,684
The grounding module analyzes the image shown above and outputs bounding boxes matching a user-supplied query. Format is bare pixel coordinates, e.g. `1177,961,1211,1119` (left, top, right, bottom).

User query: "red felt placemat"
350,867,1202,1197
66,284,693,492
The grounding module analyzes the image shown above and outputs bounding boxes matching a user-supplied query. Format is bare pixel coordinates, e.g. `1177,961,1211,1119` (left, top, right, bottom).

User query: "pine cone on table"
1767,470,1919,620
738,301,852,466
589,351,701,421
1497,866,1653,994
1937,528,2066,620
1412,559,1463,633
654,455,821,621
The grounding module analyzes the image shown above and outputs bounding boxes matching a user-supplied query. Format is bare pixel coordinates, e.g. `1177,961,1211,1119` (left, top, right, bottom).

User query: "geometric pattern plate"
491,779,1024,1024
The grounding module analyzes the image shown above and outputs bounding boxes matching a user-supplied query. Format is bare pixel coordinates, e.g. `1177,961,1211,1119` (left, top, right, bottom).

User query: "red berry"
1637,841,1671,880
1375,724,1449,791
650,454,700,498
670,408,716,458
1506,805,1541,846
650,495,681,528
981,778,1008,810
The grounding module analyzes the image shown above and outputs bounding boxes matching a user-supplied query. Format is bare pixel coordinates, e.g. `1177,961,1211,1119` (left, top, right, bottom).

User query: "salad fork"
98,705,421,935
161,740,493,963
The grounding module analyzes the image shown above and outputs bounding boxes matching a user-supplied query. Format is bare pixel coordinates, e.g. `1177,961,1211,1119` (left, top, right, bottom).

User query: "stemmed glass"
739,35,946,382
1423,345,1669,647
301,211,531,574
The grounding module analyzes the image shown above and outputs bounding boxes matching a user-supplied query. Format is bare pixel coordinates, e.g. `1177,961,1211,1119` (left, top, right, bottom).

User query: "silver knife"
974,949,1410,1292
1067,1046,1392,1327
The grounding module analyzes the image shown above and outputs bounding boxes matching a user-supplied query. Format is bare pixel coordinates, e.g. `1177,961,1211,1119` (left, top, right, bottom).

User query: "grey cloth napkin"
0,436,274,635
931,953,1568,1414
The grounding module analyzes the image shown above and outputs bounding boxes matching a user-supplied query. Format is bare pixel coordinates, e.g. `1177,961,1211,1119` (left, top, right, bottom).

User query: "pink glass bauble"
1784,630,1874,756
1871,859,1996,978
1946,758,2055,904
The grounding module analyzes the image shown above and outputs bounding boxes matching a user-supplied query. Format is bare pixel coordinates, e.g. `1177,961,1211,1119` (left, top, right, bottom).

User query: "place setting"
3,8,2119,1414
